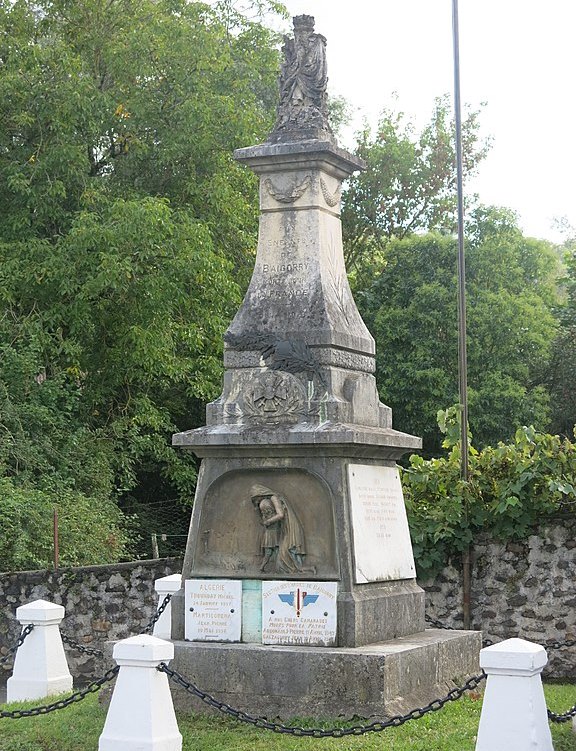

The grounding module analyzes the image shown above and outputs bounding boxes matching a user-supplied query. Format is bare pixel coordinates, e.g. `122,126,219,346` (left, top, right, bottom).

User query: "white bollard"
6,599,73,702
153,574,182,640
475,637,553,751
99,635,182,751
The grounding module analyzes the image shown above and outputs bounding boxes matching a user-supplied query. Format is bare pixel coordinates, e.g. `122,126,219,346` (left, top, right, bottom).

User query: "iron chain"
142,593,173,634
0,625,35,667
548,704,576,723
424,615,493,646
60,632,104,658
157,662,486,737
0,665,119,719
546,639,576,651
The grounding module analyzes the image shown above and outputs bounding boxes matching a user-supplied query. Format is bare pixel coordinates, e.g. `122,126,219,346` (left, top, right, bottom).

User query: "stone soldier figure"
269,15,334,142
250,483,313,573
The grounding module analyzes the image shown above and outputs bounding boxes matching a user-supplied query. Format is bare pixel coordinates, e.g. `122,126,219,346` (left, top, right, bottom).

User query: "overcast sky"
276,1,575,243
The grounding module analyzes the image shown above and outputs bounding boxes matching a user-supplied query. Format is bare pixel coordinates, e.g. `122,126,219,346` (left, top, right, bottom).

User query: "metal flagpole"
451,0,471,629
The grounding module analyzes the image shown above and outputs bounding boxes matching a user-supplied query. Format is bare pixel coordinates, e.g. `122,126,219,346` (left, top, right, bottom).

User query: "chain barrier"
57,593,172,658
157,662,486,737
142,592,173,634
1,603,573,727
0,625,35,667
546,639,576,651
0,594,170,719
0,665,119,719
425,614,576,720
424,614,493,647
548,704,576,723
60,633,104,658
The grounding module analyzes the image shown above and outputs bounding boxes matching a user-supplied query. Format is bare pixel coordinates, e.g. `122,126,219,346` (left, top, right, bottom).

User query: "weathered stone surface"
169,629,481,719
268,15,334,145
171,452,425,647
421,520,576,678
0,558,181,685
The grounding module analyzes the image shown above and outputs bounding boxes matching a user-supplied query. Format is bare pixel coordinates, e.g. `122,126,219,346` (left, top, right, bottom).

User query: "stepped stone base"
169,628,482,720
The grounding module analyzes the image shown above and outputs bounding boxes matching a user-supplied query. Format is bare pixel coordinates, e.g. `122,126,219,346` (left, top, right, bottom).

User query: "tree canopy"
0,0,284,568
341,99,490,271
356,207,562,454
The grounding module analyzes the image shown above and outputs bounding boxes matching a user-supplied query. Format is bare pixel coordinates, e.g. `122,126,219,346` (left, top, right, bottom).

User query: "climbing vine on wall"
402,407,576,577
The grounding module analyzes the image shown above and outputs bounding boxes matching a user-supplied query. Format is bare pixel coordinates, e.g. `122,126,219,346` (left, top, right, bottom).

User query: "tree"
341,98,490,271
547,224,576,436
0,0,284,563
357,207,561,454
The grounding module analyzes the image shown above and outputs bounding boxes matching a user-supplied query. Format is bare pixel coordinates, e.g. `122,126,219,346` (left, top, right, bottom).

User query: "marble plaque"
185,579,242,642
261,580,337,646
348,464,416,583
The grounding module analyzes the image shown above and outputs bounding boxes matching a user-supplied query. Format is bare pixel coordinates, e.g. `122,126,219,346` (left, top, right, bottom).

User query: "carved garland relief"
264,175,311,203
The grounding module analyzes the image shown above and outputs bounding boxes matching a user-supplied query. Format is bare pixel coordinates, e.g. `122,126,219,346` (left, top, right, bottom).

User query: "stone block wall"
2,521,576,684
422,520,576,679
0,558,181,684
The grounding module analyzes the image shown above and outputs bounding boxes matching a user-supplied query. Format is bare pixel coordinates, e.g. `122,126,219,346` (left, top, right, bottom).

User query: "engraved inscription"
261,262,308,274
185,579,242,642
348,464,416,584
262,580,337,646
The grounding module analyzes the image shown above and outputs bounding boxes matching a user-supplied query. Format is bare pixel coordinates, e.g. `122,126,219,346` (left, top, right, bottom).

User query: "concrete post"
153,574,182,640
6,599,73,702
475,637,553,751
99,635,182,751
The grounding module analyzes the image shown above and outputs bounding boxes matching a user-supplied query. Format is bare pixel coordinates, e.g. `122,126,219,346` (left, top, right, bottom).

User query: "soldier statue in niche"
250,483,315,574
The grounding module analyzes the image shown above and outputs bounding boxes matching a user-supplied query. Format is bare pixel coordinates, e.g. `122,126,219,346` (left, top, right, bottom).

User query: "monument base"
169,629,482,720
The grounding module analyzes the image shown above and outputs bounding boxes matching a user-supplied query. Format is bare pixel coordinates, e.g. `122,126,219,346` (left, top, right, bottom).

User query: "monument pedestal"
172,424,424,648
169,15,481,720
170,629,481,719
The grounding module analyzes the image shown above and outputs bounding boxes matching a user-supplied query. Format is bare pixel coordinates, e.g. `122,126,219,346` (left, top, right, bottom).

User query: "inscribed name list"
185,579,242,642
348,464,416,584
262,581,337,646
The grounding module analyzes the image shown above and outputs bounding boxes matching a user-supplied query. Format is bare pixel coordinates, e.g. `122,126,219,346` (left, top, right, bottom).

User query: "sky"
275,1,575,243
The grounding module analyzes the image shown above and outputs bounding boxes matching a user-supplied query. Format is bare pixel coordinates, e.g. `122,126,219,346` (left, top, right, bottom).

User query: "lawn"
0,684,575,751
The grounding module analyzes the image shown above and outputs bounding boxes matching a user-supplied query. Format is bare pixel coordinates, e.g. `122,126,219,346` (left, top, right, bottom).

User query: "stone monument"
170,15,480,718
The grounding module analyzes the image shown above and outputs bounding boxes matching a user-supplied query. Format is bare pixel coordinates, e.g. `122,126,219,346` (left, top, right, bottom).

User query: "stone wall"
0,558,181,684
422,520,576,679
2,521,576,684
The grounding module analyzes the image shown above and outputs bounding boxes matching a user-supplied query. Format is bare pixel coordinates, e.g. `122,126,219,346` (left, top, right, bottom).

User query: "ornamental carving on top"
268,15,334,144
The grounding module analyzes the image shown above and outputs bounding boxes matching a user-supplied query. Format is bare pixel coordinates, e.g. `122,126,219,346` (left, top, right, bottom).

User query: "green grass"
0,684,575,751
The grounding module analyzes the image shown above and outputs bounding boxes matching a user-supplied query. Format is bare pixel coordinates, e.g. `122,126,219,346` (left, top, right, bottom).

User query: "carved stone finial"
268,15,334,144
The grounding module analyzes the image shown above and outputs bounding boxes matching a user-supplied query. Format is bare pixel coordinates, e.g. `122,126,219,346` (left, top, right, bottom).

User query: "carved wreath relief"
264,175,311,204
242,370,307,421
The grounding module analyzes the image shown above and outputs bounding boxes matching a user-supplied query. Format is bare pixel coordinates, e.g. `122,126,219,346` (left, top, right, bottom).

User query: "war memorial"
169,15,480,718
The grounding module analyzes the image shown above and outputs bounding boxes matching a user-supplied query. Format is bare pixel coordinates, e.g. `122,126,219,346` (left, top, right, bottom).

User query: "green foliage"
357,212,561,453
341,97,490,271
547,229,576,436
403,416,576,578
0,479,133,571
0,0,285,565
2,686,576,750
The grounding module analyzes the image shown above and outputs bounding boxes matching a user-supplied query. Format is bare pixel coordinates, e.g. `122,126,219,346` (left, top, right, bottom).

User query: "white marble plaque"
185,579,242,642
348,464,416,583
261,581,337,646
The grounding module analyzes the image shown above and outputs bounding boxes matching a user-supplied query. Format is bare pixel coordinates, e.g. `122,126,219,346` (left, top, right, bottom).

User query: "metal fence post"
475,637,553,751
